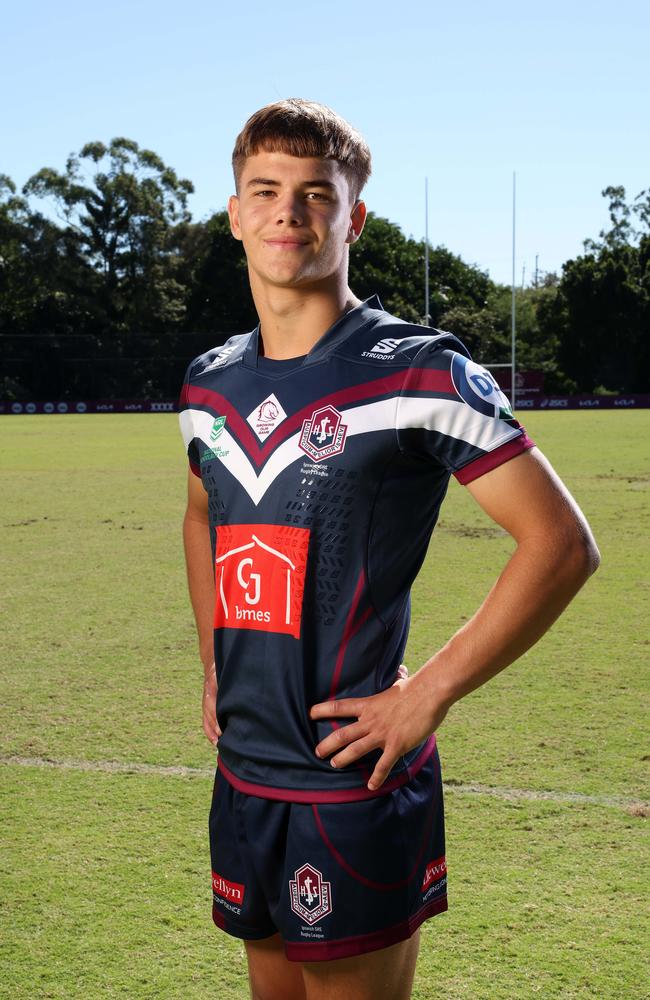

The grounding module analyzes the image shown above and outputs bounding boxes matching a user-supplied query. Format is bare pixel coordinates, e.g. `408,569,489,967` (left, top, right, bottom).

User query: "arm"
310,448,600,789
182,468,221,746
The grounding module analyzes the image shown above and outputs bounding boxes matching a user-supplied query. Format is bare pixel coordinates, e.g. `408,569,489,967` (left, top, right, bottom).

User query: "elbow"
565,524,601,585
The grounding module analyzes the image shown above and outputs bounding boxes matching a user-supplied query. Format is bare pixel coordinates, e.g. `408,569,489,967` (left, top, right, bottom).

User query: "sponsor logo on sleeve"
299,405,347,462
247,393,287,440
451,354,513,420
214,523,309,638
289,864,332,925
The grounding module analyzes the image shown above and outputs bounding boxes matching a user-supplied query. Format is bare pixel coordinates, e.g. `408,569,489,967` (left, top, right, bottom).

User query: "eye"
306,192,330,201
255,189,276,198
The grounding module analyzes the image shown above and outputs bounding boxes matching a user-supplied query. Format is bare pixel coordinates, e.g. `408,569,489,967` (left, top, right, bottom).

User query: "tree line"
1,138,648,399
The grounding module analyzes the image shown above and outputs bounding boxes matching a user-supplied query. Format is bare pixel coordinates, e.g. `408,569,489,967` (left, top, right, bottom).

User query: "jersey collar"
241,295,385,370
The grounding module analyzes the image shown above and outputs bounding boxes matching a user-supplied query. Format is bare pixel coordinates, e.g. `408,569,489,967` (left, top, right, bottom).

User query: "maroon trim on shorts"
310,756,440,891
189,459,201,478
284,894,448,962
454,433,535,485
217,734,436,804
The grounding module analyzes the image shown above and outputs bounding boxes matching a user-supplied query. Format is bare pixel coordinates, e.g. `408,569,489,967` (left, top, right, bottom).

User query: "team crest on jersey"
246,393,287,441
289,864,332,925
299,405,348,463
451,354,513,420
214,524,309,638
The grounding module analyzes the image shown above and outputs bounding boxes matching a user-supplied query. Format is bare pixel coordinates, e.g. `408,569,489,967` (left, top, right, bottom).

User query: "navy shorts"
208,748,447,961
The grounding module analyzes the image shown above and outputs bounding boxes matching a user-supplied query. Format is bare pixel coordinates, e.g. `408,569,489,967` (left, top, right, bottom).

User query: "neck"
249,272,361,360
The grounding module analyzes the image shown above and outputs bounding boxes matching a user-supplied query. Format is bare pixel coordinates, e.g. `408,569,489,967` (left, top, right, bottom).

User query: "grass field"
1,411,648,999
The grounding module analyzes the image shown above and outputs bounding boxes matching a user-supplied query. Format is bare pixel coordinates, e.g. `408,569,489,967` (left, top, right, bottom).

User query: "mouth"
263,238,310,249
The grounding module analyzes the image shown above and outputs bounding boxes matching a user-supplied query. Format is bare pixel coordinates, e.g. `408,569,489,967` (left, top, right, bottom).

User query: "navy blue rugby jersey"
179,296,534,803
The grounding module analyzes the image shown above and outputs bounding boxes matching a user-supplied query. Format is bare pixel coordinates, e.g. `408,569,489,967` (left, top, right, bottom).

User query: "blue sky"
2,0,648,285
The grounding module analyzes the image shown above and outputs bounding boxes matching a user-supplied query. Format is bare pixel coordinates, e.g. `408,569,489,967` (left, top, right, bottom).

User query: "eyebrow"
246,177,337,190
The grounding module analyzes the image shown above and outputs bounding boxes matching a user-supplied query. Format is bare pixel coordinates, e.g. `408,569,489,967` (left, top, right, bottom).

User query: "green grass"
1,412,648,999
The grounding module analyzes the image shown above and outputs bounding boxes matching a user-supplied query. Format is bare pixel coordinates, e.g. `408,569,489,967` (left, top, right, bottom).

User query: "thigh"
246,934,307,1000
301,930,420,1000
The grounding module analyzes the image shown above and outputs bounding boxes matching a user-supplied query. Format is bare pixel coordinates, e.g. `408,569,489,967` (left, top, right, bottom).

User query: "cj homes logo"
289,864,332,925
214,524,309,638
299,405,347,463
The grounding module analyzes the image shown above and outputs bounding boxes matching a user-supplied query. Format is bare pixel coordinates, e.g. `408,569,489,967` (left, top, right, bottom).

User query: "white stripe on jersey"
180,397,521,506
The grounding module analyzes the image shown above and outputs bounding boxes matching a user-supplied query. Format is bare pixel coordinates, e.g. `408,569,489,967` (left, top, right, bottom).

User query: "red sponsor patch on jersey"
212,871,246,904
214,524,310,639
422,856,447,892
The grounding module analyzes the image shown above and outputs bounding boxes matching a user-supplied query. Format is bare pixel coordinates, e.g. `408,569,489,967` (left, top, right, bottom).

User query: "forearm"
417,528,600,710
182,511,215,676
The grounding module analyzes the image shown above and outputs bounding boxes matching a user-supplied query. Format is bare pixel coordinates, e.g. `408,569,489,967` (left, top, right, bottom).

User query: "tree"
23,138,194,336
549,186,650,393
350,213,493,325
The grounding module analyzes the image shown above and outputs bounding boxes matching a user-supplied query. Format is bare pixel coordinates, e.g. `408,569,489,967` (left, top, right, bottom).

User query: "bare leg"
302,929,420,1000
246,935,307,1000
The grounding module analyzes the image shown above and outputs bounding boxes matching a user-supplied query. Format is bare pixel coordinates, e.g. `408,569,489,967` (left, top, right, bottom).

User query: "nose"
274,192,304,227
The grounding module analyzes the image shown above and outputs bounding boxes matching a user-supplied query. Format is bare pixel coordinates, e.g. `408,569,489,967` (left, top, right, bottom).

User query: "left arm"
310,448,600,790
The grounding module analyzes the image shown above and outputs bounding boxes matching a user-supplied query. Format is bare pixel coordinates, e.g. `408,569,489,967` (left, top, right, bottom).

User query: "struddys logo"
289,864,332,925
299,405,348,463
421,856,447,900
451,354,513,420
214,523,309,638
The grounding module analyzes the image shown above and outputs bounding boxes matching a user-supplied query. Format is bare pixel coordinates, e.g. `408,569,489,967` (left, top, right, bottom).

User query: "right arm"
182,468,220,746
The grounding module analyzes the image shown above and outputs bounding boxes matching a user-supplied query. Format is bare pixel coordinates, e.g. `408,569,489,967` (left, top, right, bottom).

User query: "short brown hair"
232,98,372,201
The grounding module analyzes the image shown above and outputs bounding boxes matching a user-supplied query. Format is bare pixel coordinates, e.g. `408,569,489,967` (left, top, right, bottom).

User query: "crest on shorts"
289,863,332,925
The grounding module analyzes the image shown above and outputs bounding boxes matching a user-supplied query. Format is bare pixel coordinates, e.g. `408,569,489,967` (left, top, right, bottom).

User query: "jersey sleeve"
178,361,201,478
396,343,534,484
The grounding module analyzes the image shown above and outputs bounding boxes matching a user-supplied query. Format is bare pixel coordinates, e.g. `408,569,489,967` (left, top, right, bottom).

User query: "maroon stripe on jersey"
182,367,455,468
284,895,448,961
310,761,439,891
328,570,371,701
217,735,436,803
454,432,535,485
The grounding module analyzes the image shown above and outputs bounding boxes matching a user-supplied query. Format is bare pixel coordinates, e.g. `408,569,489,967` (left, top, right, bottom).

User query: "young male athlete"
179,99,599,1000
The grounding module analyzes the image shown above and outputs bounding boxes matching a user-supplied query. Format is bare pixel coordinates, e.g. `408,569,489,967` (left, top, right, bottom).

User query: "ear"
345,199,367,244
227,194,242,241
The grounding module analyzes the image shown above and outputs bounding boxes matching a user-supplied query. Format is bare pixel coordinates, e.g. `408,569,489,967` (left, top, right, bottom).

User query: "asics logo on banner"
299,405,347,463
451,354,514,420
247,392,287,440
362,337,408,360
214,524,309,638
289,864,332,925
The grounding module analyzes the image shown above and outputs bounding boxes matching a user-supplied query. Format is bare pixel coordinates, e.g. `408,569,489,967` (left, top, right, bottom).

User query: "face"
228,151,366,291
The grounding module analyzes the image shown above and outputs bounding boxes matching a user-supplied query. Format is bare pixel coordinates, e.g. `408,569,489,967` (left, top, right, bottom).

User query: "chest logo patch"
299,404,347,463
214,524,309,638
289,864,333,925
247,393,287,440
